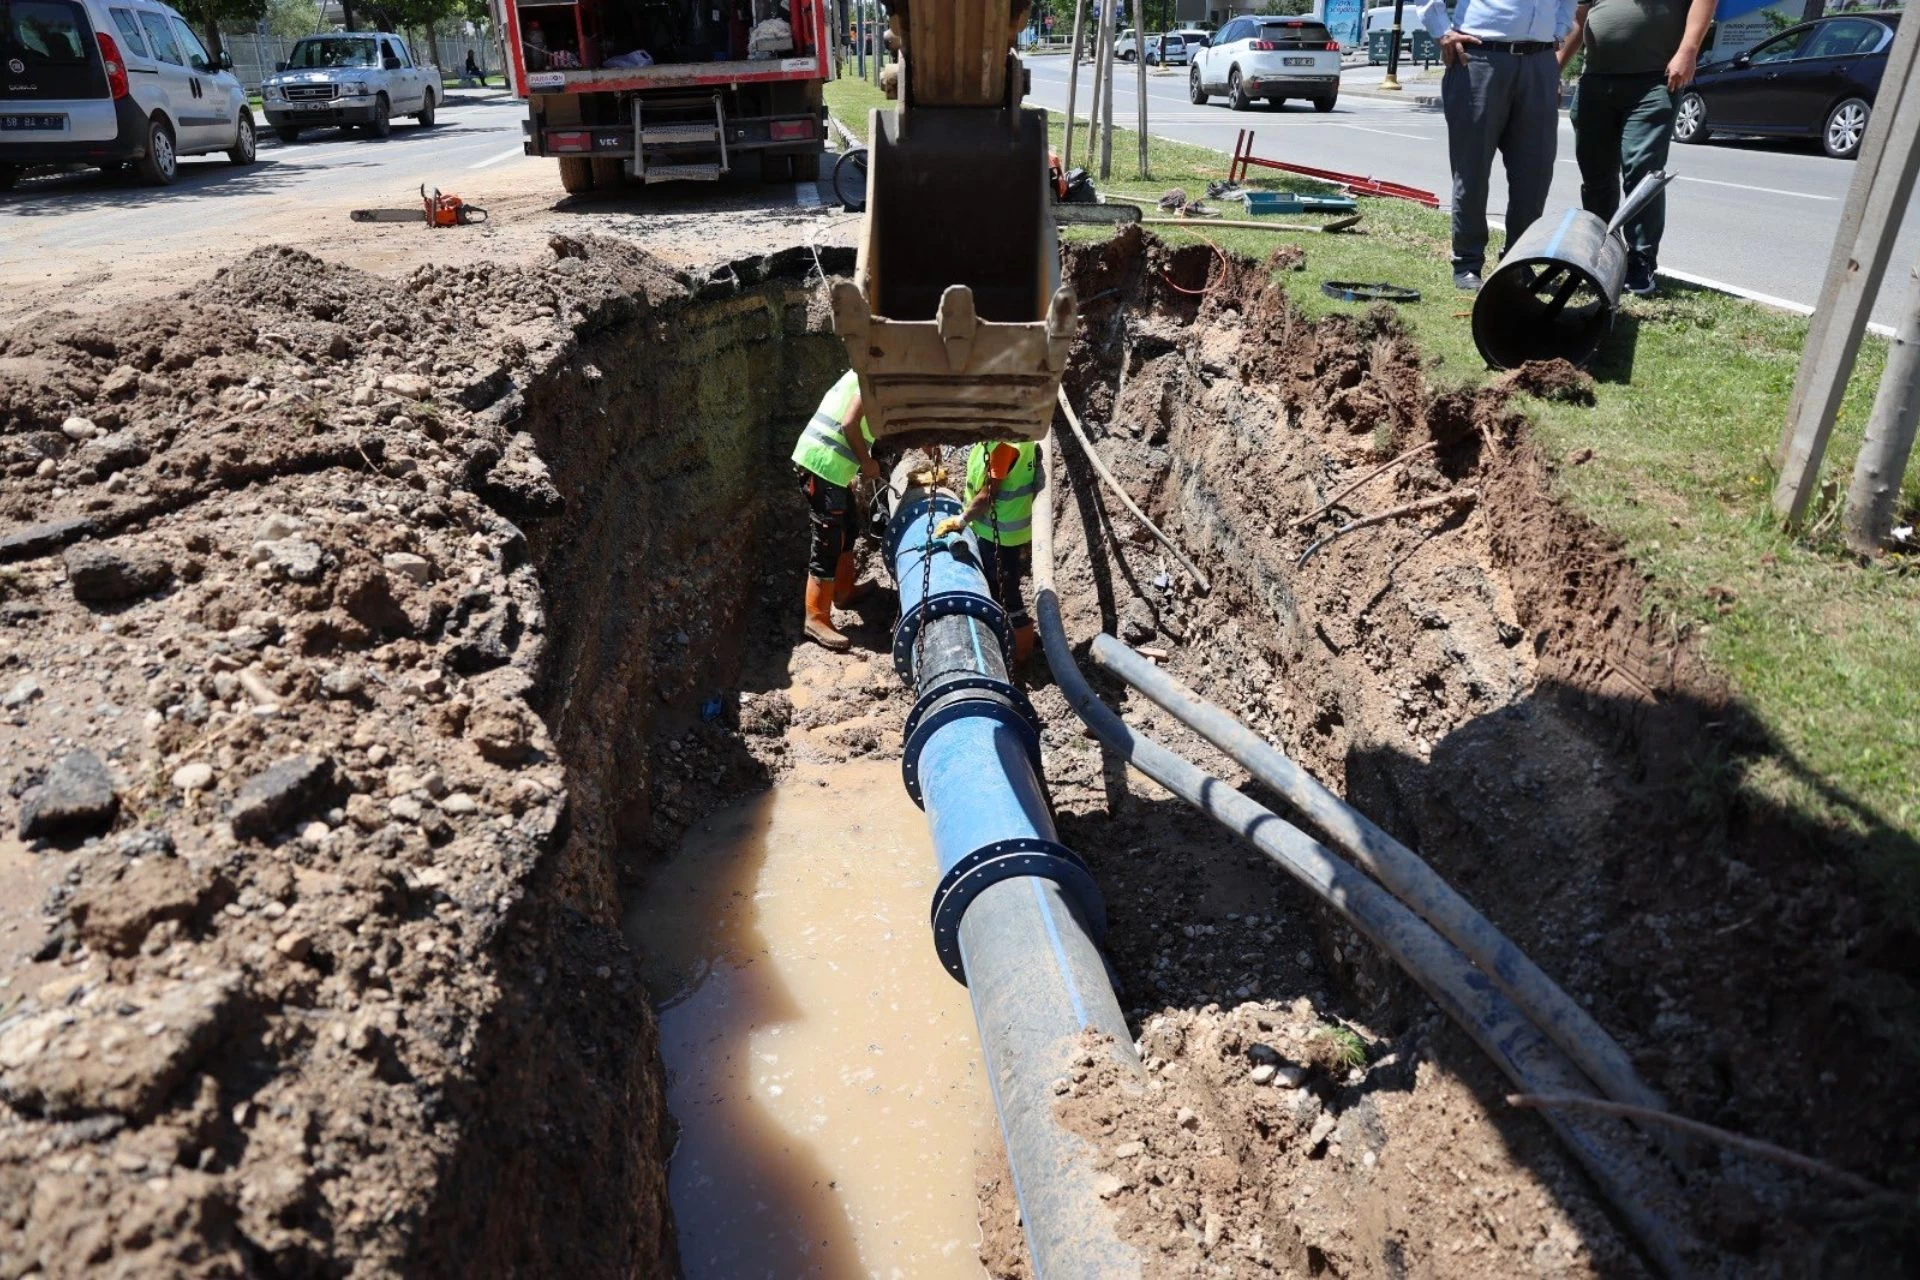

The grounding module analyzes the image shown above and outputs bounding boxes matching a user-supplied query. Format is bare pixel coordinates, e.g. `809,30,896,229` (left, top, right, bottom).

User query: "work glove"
934,516,965,538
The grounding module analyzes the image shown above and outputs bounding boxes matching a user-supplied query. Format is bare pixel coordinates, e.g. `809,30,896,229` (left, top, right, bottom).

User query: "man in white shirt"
1413,0,1578,290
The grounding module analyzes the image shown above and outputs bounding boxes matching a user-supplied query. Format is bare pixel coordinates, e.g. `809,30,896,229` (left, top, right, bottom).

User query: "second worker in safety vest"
935,439,1041,666
791,369,881,652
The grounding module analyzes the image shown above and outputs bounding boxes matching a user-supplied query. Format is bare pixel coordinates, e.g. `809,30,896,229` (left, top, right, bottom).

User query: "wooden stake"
1772,12,1920,526
1063,0,1089,171
1133,0,1149,180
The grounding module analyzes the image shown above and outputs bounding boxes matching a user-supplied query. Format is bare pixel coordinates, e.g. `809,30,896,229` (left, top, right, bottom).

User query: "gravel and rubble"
0,234,850,1276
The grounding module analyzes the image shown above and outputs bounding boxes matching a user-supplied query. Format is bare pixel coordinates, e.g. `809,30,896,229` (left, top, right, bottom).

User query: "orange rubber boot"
833,552,873,607
804,577,850,651
1012,623,1038,666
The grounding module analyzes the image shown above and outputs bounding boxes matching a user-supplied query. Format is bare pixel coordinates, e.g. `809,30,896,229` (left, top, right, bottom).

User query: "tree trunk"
201,20,224,61
1843,255,1920,553
340,0,356,31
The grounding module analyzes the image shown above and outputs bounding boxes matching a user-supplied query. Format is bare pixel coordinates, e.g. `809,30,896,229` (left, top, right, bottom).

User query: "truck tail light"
548,130,590,152
769,119,813,141
96,31,129,100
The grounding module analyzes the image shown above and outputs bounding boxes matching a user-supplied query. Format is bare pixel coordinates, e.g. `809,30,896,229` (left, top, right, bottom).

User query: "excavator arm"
831,0,1077,452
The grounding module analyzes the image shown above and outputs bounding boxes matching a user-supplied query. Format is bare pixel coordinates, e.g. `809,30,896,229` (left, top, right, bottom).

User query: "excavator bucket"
833,1,1076,452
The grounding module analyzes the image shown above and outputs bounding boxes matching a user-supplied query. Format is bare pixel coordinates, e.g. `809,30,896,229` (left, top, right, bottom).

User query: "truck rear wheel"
756,152,791,182
790,151,820,182
558,156,594,194
590,157,625,190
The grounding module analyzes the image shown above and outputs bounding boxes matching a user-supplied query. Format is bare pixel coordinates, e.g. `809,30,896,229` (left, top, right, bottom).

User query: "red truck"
494,0,831,193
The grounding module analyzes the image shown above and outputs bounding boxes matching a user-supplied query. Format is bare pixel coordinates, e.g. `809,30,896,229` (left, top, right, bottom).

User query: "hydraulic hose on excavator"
831,1,1076,449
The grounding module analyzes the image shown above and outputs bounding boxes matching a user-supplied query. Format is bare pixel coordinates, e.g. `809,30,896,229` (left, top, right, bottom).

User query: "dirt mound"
0,236,850,1276
1499,358,1597,405
994,228,1920,1276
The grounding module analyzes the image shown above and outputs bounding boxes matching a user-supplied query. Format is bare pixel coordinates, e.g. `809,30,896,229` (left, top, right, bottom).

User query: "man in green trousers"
1559,0,1714,296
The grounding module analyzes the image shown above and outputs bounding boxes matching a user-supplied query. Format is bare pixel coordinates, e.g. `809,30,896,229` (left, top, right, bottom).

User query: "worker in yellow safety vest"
792,369,881,652
936,439,1042,665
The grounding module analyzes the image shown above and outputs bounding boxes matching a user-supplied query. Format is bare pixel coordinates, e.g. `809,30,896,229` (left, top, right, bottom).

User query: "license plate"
300,101,330,110
0,114,65,131
1283,56,1314,66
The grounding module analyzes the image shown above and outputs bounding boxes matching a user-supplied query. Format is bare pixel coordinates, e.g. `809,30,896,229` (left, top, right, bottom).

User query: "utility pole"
1133,0,1148,178
1843,254,1920,553
856,1,865,79
1064,0,1088,170
1773,13,1920,526
1381,0,1408,91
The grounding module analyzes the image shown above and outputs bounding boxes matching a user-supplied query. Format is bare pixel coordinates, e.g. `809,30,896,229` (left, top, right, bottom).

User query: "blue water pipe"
887,477,1146,1280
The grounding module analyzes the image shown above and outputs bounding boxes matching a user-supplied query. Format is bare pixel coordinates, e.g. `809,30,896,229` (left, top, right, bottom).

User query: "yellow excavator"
830,0,1076,450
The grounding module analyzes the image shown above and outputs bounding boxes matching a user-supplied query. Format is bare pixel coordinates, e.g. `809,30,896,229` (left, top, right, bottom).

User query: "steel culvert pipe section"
1472,171,1674,369
1086,632,1672,1128
1030,436,1697,1278
888,476,1145,1280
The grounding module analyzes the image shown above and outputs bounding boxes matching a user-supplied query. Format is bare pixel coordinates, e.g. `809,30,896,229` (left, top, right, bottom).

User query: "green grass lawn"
823,76,1920,909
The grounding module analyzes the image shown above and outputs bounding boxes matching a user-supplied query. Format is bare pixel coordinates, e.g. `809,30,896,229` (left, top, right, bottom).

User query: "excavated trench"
519,229,1919,1278
3,227,1912,1277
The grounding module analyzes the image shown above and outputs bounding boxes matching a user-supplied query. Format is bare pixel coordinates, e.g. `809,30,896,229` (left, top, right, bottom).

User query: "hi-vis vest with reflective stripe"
965,441,1039,547
791,370,875,488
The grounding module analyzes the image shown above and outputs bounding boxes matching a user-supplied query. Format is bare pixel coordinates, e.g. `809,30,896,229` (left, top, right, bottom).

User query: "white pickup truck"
259,32,439,143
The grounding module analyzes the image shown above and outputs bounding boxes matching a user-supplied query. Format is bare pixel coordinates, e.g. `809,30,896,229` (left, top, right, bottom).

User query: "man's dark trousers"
1442,46,1561,276
1571,71,1673,264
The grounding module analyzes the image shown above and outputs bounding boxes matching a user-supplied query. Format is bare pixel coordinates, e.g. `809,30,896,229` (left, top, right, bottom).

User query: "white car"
1114,28,1141,60
1150,31,1208,66
0,0,255,187
259,33,440,144
1189,14,1342,112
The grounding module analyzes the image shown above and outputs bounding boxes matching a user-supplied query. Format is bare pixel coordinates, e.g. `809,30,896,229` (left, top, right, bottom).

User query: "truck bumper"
531,113,824,158
264,102,382,129
1244,75,1340,98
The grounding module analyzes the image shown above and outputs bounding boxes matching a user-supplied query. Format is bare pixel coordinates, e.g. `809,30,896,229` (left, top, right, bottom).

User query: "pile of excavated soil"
961,228,1919,1278
0,235,849,1275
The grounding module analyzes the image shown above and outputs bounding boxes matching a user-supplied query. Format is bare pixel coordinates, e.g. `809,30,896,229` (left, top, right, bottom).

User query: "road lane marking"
794,179,821,208
1340,124,1433,140
1552,157,1833,200
469,144,528,169
1657,266,1894,335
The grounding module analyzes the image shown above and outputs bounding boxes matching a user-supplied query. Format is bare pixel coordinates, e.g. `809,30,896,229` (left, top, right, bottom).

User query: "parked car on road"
1115,28,1141,60
259,32,438,144
1674,10,1899,159
1189,15,1341,112
0,0,254,188
1149,31,1208,66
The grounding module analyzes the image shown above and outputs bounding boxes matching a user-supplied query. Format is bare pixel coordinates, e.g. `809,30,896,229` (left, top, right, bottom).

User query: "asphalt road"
1025,57,1920,328
0,89,839,323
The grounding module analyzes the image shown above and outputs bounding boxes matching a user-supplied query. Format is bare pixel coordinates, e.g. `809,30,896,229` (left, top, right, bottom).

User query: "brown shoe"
805,577,851,652
833,552,874,607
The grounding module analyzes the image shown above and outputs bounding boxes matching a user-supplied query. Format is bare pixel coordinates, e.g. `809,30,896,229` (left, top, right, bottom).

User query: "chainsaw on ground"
350,185,489,227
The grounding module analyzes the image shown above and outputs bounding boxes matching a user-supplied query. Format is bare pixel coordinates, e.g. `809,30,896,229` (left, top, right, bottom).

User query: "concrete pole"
856,1,865,78
1844,254,1920,553
1063,0,1088,170
1132,0,1148,179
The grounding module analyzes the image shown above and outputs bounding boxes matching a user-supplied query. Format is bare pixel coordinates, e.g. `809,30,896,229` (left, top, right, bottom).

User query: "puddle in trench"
625,757,996,1279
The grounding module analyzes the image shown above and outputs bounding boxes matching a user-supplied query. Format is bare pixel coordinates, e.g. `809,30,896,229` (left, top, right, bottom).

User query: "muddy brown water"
624,758,995,1279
